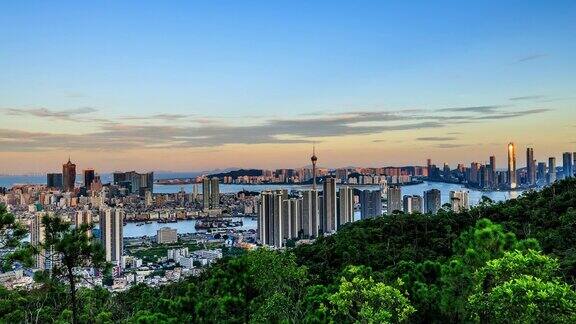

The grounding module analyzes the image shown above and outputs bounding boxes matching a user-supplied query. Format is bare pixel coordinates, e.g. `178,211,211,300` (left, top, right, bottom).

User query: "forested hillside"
1,179,576,323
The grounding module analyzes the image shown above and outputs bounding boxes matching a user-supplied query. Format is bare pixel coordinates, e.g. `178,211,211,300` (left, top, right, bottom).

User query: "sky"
0,0,575,174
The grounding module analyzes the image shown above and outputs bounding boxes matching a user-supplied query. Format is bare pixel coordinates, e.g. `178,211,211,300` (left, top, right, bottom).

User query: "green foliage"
327,265,416,323
473,250,559,293
0,204,33,269
246,248,310,322
36,215,110,324
468,275,576,323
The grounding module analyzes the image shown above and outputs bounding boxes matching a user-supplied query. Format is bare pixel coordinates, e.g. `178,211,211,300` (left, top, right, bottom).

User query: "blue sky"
0,1,575,172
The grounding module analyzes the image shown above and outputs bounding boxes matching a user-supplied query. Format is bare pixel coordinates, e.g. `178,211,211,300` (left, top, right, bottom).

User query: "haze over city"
1,1,575,173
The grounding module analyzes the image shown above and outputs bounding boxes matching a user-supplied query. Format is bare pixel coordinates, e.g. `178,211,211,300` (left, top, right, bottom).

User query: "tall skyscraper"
322,177,337,233
210,177,220,208
100,208,124,264
403,195,423,214
258,190,284,248
360,189,382,219
489,155,497,189
563,152,573,178
469,162,481,185
311,146,318,190
202,178,210,209
526,148,536,186
301,189,320,238
62,158,76,192
83,169,95,189
30,213,47,270
507,143,517,189
337,186,354,228
537,162,547,183
450,191,469,213
548,157,557,184
424,189,441,214
74,209,92,238
282,198,301,240
387,186,402,215
47,173,63,189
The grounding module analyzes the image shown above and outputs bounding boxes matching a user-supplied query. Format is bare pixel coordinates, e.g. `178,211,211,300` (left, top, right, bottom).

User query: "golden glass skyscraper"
508,142,517,189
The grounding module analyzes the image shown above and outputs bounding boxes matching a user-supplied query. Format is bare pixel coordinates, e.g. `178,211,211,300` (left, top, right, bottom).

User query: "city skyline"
0,143,575,175
1,1,575,173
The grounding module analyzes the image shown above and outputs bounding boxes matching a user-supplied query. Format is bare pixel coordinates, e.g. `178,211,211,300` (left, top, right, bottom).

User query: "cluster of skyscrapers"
46,158,154,198
112,171,154,196
386,186,463,215
258,151,355,248
31,207,124,270
428,144,575,190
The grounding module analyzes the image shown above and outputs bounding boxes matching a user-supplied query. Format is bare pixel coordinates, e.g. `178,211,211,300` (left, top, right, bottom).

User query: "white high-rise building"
337,186,354,228
301,189,320,238
74,208,93,238
30,212,47,270
100,208,124,265
450,191,469,213
283,198,301,240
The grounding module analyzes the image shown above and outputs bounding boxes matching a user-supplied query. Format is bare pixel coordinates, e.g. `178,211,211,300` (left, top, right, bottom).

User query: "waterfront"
154,181,523,204
108,216,258,238
3,176,526,238
1,175,524,207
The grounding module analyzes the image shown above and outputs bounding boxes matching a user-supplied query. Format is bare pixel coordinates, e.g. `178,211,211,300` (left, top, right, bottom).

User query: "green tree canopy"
327,265,416,323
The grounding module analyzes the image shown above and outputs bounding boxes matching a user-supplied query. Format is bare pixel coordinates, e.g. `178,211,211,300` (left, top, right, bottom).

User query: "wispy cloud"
0,104,554,152
3,107,97,121
516,54,548,63
417,136,457,141
121,113,192,121
473,108,550,120
509,95,545,101
435,143,469,149
436,105,502,114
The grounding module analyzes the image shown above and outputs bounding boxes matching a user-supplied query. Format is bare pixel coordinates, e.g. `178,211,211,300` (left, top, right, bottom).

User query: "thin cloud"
435,143,469,149
121,113,192,121
417,136,457,141
473,108,550,120
3,107,98,121
509,95,545,101
0,105,555,152
516,54,548,63
436,105,502,114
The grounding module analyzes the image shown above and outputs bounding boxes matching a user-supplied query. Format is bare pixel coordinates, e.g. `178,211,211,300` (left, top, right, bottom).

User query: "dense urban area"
1,145,575,322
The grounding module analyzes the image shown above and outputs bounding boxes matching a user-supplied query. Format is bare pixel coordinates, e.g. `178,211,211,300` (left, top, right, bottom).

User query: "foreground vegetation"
1,178,576,323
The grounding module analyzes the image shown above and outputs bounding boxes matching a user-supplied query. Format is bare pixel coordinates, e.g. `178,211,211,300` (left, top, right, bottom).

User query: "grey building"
360,189,382,219
424,189,441,214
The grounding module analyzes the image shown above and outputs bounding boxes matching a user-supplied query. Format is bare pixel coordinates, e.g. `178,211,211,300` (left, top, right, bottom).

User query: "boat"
195,219,243,230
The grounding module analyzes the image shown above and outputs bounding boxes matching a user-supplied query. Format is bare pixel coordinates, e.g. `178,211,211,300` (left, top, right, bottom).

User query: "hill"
1,179,576,323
